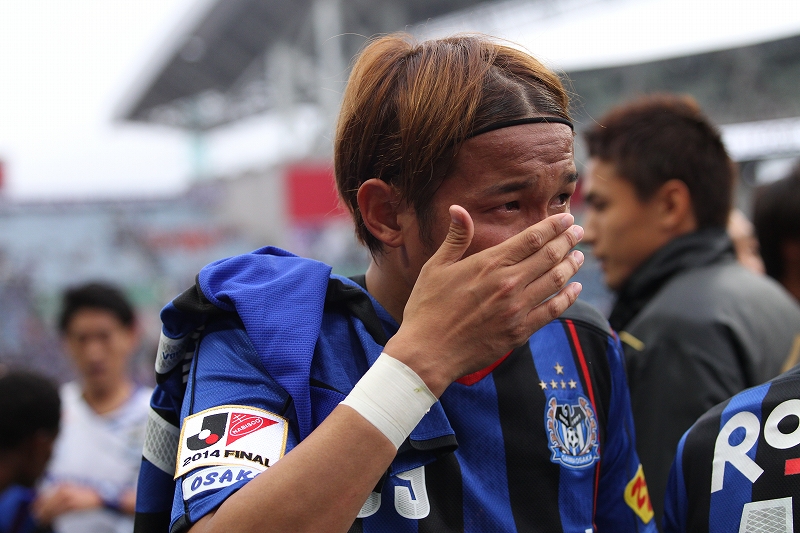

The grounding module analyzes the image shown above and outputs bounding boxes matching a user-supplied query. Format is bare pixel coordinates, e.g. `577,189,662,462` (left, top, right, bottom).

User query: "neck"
364,257,413,324
82,378,134,415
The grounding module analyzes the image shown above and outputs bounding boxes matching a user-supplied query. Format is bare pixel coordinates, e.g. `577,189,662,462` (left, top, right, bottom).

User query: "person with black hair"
33,282,151,533
0,368,60,490
582,94,800,526
0,368,60,533
662,165,800,532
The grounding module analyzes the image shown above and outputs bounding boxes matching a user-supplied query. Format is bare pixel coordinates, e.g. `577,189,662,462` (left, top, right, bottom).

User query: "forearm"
189,406,396,533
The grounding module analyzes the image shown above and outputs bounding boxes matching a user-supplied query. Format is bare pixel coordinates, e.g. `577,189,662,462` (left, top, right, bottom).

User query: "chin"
603,273,624,293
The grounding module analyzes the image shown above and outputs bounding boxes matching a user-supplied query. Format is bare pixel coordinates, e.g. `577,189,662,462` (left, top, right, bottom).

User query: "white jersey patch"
738,497,793,533
175,405,288,479
182,465,260,500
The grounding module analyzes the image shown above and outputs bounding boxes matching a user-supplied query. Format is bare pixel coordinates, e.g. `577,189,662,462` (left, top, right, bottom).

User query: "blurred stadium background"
1,0,799,383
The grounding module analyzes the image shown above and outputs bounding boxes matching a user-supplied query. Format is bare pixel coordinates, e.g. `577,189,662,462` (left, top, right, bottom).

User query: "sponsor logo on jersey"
182,465,259,500
227,412,270,445
546,395,600,469
187,412,228,450
624,464,654,523
175,405,288,479
712,398,800,492
155,332,185,374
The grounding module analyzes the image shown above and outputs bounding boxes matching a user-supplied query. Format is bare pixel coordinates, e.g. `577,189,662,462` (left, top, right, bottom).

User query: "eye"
551,193,572,209
499,201,520,212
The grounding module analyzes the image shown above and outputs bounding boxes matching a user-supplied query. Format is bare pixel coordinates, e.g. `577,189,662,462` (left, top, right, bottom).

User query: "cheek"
604,209,639,242
466,225,522,256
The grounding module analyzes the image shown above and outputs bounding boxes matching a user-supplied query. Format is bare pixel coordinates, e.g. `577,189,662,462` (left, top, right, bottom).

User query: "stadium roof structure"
116,0,493,131
117,0,800,163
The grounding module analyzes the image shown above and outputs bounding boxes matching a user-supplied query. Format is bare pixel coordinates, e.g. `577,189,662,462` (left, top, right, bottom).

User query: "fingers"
500,213,574,265
504,220,581,288
531,247,584,297
526,281,583,330
426,205,474,267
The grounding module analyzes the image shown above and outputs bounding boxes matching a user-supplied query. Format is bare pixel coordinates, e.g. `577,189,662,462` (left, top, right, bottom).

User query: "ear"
357,179,405,248
654,179,697,235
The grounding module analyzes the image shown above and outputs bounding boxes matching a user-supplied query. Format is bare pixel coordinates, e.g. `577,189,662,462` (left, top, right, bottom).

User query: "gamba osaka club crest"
175,405,288,479
546,395,600,469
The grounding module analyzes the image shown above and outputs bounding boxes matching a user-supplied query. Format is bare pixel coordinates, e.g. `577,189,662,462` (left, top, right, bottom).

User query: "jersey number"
357,466,430,519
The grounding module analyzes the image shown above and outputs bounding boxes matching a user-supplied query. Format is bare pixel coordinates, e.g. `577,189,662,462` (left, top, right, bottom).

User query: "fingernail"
560,213,575,229
571,282,583,296
571,225,584,240
572,250,585,265
450,208,462,226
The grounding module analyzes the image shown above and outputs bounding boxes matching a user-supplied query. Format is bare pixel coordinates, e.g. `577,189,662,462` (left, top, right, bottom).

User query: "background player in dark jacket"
581,94,800,526
135,34,655,533
657,161,800,533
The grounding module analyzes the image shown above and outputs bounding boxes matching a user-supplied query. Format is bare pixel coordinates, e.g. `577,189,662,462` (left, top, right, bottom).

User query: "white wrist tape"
340,353,438,449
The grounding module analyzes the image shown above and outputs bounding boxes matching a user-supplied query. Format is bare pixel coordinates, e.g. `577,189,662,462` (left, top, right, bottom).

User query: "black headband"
466,116,574,139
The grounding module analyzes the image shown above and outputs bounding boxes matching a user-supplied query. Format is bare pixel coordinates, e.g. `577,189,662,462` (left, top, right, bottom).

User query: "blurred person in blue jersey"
582,94,800,528
663,164,800,533
0,368,60,533
134,34,656,533
33,283,151,533
754,162,800,303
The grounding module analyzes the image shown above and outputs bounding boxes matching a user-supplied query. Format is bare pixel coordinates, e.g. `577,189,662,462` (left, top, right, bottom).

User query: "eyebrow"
483,179,536,196
483,170,579,196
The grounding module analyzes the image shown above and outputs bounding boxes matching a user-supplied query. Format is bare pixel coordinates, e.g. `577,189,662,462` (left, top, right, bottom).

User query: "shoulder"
59,381,84,411
681,367,800,452
648,262,799,318
558,299,612,335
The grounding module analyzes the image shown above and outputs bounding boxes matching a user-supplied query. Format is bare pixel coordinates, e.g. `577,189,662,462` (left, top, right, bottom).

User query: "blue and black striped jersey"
134,247,656,533
664,364,800,533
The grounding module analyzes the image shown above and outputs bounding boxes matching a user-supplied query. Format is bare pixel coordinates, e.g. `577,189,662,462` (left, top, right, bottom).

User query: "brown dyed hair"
584,94,734,229
334,33,571,254
753,163,800,281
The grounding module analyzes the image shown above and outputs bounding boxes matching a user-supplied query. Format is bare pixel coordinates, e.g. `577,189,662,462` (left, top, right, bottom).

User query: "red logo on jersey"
226,413,277,445
624,464,654,523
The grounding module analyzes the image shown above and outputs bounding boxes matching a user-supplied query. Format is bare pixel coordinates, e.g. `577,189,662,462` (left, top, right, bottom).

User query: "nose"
84,338,107,362
525,208,551,229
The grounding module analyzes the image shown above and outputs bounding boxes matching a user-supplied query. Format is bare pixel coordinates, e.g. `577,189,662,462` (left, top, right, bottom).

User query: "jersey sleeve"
169,318,299,532
595,334,658,533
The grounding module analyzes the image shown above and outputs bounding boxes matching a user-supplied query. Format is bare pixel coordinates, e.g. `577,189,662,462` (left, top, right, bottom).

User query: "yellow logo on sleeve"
624,464,654,523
